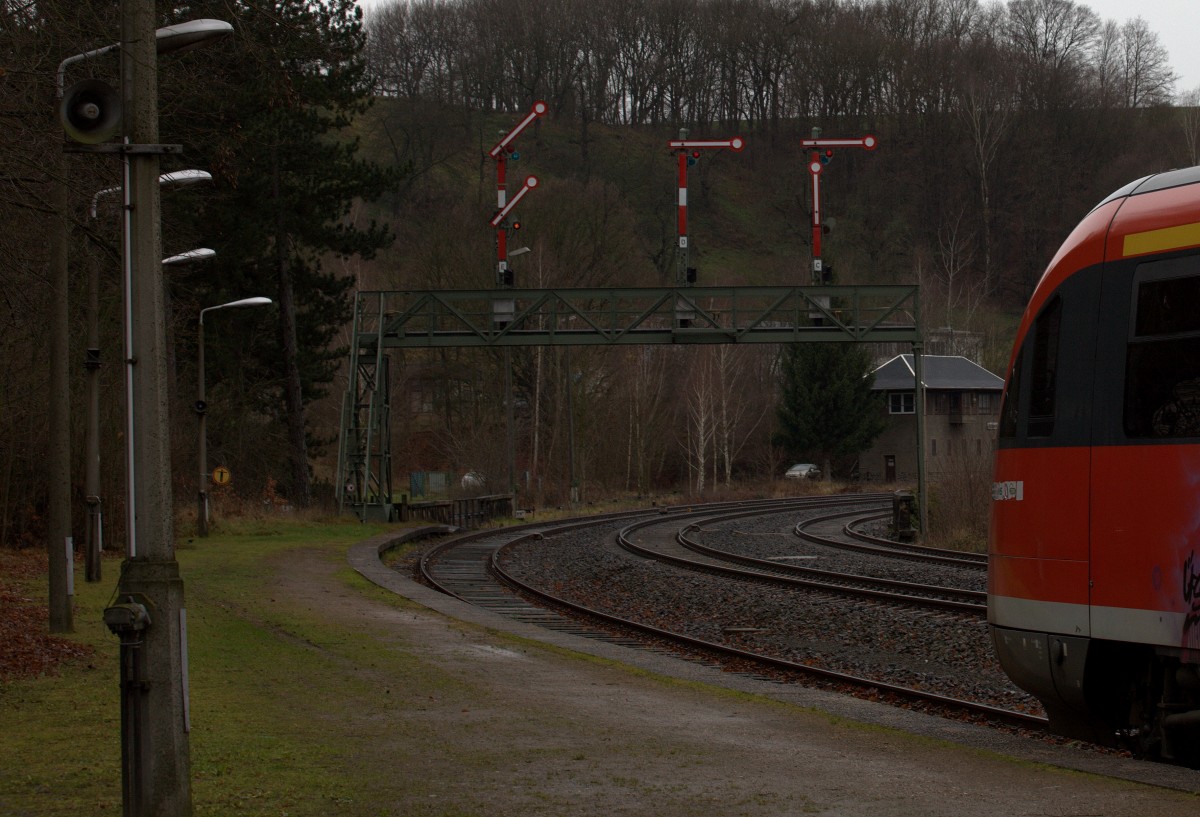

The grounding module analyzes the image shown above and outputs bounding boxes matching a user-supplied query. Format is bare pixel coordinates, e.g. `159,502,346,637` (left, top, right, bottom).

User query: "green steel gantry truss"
336,284,926,521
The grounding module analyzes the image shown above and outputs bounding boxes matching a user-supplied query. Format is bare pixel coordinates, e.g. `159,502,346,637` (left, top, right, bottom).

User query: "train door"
991,276,1098,639
1090,252,1200,649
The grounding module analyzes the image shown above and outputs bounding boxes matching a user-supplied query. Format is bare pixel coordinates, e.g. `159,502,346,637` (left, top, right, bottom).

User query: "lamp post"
196,297,271,536
503,246,529,498
85,171,212,583
84,8,231,816
51,16,232,632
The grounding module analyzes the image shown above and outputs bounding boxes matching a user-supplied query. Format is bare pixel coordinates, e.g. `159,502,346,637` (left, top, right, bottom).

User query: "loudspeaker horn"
60,79,121,144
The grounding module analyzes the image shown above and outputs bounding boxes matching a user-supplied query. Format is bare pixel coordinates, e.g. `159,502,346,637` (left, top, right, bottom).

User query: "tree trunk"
274,154,310,506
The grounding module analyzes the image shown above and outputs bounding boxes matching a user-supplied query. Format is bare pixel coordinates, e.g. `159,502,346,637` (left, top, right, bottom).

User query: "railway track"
623,503,986,613
797,508,988,569
417,494,1045,731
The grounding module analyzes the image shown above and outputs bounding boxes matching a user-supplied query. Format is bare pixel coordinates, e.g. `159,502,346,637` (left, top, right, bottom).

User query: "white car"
784,463,820,480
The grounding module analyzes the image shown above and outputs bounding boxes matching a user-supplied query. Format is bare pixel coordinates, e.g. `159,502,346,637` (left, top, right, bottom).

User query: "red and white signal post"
489,100,547,287
800,130,877,283
668,133,745,287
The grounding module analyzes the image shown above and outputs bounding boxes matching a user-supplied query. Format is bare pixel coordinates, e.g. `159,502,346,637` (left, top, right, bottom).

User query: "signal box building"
860,354,1004,483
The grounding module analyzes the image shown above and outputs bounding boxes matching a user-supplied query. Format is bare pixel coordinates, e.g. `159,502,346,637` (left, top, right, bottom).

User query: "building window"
931,438,937,456
889,392,915,414
978,393,993,412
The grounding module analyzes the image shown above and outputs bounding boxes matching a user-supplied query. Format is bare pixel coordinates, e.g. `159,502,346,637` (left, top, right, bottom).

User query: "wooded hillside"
3,0,1197,547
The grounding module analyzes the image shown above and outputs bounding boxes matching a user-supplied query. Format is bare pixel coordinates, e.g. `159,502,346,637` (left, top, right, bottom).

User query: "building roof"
870,354,1003,392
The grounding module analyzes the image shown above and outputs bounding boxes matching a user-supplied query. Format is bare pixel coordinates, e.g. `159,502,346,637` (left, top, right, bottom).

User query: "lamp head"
162,248,216,266
155,19,234,55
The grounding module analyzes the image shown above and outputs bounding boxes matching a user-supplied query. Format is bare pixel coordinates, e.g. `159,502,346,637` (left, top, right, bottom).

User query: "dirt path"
270,538,1200,816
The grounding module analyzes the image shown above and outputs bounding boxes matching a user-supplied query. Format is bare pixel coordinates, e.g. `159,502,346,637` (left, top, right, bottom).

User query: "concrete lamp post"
196,297,272,537
51,15,232,632
67,9,233,817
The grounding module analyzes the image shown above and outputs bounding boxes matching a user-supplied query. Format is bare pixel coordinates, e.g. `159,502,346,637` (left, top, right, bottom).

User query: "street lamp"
500,246,529,498
49,17,232,632
196,297,272,536
57,19,234,95
82,9,231,816
84,171,213,583
91,169,212,217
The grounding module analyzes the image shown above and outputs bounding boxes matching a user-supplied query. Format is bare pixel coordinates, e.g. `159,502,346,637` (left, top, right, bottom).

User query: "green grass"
0,517,433,817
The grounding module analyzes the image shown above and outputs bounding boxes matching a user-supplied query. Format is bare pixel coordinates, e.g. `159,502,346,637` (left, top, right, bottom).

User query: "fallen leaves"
0,548,95,682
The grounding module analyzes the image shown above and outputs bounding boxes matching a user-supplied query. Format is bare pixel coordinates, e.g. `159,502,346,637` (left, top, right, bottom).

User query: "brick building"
859,354,1004,483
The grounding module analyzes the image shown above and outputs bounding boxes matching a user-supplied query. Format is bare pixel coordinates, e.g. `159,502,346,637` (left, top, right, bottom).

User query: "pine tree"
773,343,885,479
161,0,397,505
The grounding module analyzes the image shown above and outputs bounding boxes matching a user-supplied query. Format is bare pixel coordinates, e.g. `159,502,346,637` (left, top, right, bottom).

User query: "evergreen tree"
773,343,885,479
161,0,397,505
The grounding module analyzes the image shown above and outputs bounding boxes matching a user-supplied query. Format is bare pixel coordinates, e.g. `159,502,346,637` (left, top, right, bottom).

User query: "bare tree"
713,345,768,487
624,347,672,495
1178,86,1200,166
1118,17,1176,108
958,50,1014,291
682,350,715,495
934,208,989,333
1004,0,1100,110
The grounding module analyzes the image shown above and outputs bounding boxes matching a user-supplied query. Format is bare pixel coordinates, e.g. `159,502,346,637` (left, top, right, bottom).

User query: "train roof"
1091,165,1200,211
870,354,1003,392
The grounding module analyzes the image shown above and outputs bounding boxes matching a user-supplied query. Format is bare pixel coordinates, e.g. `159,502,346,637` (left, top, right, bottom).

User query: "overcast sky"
355,0,1200,96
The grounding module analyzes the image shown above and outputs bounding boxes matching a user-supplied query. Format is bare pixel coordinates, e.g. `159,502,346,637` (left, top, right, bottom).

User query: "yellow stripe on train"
1123,221,1200,257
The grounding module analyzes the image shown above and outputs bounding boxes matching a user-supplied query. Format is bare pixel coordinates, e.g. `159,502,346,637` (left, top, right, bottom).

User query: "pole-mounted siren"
60,79,121,144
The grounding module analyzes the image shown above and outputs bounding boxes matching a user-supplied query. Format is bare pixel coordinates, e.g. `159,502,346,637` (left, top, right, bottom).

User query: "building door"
884,455,896,482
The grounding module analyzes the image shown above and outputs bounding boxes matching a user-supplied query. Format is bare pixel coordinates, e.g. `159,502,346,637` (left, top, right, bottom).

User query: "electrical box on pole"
489,100,547,291
800,130,877,284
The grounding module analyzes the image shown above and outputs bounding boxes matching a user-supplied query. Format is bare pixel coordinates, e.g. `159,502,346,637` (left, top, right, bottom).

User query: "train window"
1133,259,1200,337
1125,258,1200,437
1027,296,1062,437
998,352,1023,439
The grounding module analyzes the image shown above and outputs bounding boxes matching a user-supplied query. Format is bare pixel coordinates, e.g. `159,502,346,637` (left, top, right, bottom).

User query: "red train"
990,165,1200,764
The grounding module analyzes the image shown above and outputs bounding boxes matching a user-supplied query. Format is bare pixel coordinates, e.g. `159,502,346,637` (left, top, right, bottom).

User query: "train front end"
989,167,1200,762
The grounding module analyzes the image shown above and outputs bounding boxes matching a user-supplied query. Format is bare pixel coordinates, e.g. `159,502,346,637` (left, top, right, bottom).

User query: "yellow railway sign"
211,466,231,486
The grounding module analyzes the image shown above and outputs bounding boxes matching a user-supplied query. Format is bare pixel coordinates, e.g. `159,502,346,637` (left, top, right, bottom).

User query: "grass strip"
0,517,472,817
